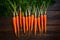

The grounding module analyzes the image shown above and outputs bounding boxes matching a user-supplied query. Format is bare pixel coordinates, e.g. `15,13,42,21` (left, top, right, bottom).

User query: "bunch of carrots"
7,0,55,38
12,8,47,37
12,4,47,37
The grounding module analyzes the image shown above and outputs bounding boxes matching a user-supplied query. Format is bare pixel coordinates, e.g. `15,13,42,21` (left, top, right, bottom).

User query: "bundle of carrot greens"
1,0,55,38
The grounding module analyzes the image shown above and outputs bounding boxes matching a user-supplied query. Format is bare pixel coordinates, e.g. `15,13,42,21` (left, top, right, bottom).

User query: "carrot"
41,14,43,33
37,9,42,36
28,16,31,33
37,16,41,36
31,15,34,31
28,16,31,31
19,12,23,28
12,13,17,37
16,14,20,37
43,14,47,33
29,15,34,36
25,10,28,32
23,16,26,33
34,17,37,37
28,15,34,36
25,16,28,32
28,9,31,36
12,17,17,36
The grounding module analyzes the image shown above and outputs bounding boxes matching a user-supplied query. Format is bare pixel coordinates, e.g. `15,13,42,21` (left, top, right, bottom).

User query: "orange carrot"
31,15,34,31
12,13,17,37
28,9,31,36
41,14,43,33
28,15,31,36
34,17,37,37
28,16,31,31
25,16,28,32
19,12,23,28
12,13,17,36
16,14,20,37
23,16,26,33
28,14,34,36
37,16,41,35
43,14,47,33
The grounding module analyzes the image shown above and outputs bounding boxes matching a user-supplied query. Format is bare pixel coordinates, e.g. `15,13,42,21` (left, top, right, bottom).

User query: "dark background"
48,0,60,11
0,0,60,40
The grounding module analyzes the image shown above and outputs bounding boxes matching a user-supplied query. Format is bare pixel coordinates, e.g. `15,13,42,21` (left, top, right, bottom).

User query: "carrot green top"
1,0,55,17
